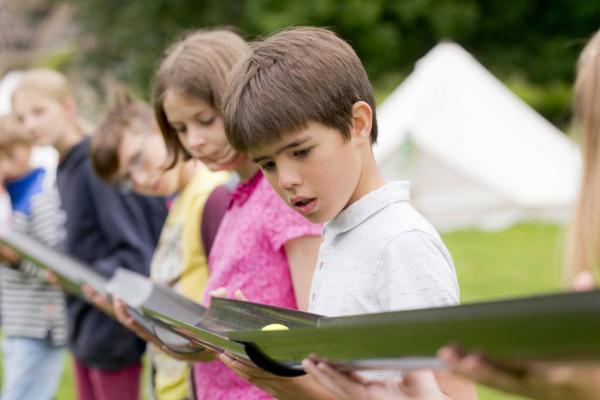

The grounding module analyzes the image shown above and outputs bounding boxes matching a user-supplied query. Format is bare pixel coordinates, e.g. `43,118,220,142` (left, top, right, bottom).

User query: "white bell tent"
374,42,581,231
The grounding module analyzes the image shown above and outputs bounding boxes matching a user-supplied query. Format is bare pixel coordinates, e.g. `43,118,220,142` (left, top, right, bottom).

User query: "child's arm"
284,235,321,311
434,370,478,399
440,346,600,400
0,244,20,266
303,358,448,400
112,297,217,362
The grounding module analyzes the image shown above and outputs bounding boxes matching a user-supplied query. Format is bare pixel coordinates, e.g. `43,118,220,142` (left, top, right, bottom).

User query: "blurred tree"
58,0,600,125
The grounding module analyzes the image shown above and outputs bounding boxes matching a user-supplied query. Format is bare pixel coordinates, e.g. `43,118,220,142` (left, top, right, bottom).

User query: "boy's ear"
350,101,373,145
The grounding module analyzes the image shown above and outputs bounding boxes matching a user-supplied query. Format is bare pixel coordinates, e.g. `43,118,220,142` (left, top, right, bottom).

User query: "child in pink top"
196,172,320,398
151,30,322,399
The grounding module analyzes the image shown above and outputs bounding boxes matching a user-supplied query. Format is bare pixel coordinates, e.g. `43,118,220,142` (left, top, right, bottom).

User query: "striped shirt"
0,187,67,345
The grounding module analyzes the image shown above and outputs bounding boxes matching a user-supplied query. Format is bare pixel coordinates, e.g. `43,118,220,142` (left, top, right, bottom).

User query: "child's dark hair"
90,89,155,182
223,27,378,154
151,29,250,168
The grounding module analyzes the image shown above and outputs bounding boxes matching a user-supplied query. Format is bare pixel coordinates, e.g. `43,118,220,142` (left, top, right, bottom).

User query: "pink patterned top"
193,171,322,400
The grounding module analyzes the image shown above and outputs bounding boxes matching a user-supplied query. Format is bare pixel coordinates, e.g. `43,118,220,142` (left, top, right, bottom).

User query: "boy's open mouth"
291,197,318,214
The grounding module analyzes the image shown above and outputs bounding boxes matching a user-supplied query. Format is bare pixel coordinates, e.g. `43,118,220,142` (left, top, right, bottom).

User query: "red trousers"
74,358,142,400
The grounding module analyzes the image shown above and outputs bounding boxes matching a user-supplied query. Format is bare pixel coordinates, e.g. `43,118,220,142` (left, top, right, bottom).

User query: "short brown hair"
223,27,378,154
151,29,250,168
0,114,32,152
90,90,155,182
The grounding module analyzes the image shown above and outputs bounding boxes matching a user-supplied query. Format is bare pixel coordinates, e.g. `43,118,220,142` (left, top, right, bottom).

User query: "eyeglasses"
117,132,151,193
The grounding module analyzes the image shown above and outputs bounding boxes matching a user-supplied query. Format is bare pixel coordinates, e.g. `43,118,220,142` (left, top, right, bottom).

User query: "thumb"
572,270,595,292
210,287,229,298
234,289,247,301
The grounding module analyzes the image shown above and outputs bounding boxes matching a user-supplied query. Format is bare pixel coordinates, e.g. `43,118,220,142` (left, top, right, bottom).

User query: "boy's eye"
261,161,276,172
293,147,311,159
32,107,45,116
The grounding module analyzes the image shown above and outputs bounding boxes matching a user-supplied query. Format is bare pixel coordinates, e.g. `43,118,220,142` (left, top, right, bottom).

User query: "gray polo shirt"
308,181,459,317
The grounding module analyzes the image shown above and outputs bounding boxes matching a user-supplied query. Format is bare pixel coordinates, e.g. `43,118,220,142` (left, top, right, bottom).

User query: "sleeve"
84,164,154,277
14,190,63,280
201,184,231,257
263,189,322,252
29,188,65,248
375,230,460,311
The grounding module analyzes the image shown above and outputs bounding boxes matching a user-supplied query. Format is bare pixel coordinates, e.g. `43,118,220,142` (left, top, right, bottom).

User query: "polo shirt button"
311,293,316,301
319,262,323,269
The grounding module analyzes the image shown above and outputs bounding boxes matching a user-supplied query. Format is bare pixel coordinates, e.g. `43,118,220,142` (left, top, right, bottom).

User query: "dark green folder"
0,229,108,296
0,229,198,354
5,228,600,376
106,267,319,360
229,290,600,373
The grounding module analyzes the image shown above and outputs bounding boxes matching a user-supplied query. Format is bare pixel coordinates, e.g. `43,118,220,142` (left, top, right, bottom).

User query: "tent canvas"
374,43,581,231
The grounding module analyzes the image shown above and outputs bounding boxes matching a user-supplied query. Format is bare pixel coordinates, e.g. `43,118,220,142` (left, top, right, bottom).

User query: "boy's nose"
278,166,302,190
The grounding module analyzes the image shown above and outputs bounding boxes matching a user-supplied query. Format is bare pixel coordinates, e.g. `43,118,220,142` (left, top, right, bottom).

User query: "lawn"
445,222,564,400
1,223,564,400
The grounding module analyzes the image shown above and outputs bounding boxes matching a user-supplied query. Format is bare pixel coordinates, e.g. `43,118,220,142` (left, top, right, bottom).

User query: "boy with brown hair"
221,27,477,399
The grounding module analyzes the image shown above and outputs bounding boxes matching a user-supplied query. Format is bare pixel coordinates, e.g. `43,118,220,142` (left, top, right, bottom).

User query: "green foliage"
506,78,573,127
58,0,600,126
36,46,77,72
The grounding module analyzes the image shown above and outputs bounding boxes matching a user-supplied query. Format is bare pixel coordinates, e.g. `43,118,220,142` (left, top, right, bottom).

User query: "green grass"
445,222,564,400
56,357,76,399
0,223,564,399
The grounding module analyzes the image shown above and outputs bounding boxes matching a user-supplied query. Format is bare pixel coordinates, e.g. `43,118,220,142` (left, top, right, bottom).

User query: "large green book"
4,228,600,376
229,290,600,374
106,267,319,362
105,266,600,376
0,229,198,353
0,229,107,296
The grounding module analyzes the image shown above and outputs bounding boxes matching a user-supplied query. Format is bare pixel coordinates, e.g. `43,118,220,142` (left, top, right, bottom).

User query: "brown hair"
223,27,378,154
566,29,600,282
0,114,32,152
151,29,250,168
90,90,156,182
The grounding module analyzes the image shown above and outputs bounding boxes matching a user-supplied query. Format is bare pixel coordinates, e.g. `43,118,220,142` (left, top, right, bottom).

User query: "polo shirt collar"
324,181,410,238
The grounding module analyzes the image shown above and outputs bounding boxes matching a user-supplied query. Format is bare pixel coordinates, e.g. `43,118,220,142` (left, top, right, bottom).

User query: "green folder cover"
106,267,319,360
5,228,600,376
0,229,107,296
229,290,600,373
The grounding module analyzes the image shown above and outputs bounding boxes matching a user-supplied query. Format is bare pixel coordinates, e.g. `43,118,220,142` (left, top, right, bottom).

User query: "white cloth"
31,146,59,187
0,188,11,232
308,181,459,317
